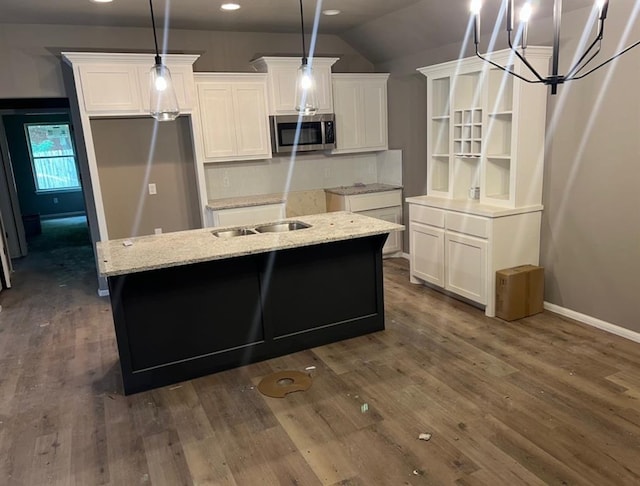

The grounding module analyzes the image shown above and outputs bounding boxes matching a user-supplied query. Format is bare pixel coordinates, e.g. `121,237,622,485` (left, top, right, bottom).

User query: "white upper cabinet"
194,73,271,163
77,64,142,113
417,47,551,208
332,73,389,154
250,57,339,115
62,53,198,116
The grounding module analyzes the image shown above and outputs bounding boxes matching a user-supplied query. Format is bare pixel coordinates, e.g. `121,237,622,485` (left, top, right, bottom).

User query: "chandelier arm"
507,30,546,84
564,38,602,80
475,48,541,85
565,43,602,80
569,39,640,81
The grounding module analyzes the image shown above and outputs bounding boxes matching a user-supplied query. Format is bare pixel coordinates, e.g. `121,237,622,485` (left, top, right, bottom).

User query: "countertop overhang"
406,195,543,218
97,211,404,277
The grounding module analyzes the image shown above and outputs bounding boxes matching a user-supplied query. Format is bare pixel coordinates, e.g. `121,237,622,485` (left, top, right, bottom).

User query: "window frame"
24,122,82,194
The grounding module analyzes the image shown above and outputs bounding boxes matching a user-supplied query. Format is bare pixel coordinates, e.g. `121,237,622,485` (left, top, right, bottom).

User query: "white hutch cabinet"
408,47,551,317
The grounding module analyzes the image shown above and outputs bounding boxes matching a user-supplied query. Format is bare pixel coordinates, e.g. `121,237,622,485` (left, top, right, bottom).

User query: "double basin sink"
212,221,311,238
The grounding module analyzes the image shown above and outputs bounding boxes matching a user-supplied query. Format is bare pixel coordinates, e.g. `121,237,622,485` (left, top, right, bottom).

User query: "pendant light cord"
299,0,307,64
149,0,161,65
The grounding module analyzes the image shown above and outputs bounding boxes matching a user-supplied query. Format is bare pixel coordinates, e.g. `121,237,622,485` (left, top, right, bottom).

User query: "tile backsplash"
204,150,402,200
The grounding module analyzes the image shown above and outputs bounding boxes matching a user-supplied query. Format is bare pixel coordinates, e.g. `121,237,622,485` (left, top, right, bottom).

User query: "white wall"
375,1,640,333
0,23,373,99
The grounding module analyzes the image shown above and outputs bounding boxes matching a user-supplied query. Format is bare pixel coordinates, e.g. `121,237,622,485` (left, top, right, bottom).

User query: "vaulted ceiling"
0,0,597,63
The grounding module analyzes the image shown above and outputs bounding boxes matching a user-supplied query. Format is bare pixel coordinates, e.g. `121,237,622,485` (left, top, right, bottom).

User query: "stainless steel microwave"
269,114,336,153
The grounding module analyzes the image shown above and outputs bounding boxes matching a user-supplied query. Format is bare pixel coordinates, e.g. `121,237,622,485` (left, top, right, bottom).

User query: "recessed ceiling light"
90,0,114,3
322,9,341,16
221,3,241,11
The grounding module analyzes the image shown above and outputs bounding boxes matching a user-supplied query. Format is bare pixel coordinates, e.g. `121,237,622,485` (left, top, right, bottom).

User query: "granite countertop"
405,195,544,218
324,183,402,196
96,212,404,277
207,193,286,210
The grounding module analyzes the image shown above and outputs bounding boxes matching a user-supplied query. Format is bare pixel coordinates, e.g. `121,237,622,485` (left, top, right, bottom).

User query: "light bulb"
470,0,482,15
300,73,312,91
519,2,532,23
154,75,168,92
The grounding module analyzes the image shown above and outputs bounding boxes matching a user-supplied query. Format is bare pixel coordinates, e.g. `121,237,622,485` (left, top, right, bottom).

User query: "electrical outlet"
222,175,230,187
53,197,59,204
154,228,162,235
148,183,157,195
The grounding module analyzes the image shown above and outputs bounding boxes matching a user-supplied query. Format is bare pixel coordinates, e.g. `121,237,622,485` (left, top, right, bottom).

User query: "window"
25,123,81,193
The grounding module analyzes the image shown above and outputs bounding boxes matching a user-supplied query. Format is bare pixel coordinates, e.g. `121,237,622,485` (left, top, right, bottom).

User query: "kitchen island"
97,212,403,394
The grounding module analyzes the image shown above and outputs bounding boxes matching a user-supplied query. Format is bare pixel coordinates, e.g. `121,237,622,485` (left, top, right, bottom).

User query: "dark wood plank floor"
1,224,640,485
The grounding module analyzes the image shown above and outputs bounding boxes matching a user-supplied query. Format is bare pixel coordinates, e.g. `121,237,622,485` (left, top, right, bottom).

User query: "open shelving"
419,47,551,208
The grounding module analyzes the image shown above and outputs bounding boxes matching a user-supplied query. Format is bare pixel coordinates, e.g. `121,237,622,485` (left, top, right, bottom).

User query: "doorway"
0,100,93,286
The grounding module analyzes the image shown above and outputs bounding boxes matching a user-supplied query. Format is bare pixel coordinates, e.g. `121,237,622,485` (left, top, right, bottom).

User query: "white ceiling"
0,0,597,63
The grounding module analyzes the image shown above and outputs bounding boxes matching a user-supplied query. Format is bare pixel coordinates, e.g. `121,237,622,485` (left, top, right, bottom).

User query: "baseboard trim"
401,252,410,260
544,302,640,344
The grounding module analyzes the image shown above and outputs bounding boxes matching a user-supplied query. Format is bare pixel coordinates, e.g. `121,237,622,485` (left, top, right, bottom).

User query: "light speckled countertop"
97,212,404,277
207,193,286,210
405,195,543,218
324,183,402,196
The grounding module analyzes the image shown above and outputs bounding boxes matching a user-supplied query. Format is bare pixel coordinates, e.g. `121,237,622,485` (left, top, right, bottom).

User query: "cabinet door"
410,222,445,287
333,76,388,153
270,65,299,114
269,64,333,115
445,232,487,304
138,64,194,113
233,84,271,158
197,83,237,160
313,66,334,113
360,207,402,255
78,64,142,114
362,81,388,150
333,80,361,151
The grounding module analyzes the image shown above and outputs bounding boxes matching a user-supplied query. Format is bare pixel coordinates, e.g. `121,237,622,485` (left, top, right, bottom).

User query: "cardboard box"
495,265,544,321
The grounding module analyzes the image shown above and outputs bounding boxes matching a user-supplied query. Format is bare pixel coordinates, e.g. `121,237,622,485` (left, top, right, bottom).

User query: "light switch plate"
148,183,157,195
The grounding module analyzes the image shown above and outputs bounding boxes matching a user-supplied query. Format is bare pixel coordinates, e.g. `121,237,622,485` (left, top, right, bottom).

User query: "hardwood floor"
1,230,640,485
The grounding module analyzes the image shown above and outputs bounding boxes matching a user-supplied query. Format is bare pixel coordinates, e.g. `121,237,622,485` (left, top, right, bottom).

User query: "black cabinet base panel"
107,235,387,394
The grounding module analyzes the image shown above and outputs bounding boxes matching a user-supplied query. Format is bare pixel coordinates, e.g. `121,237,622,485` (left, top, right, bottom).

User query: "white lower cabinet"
360,206,403,256
445,232,487,304
326,189,403,256
407,197,542,317
206,203,285,228
409,222,444,286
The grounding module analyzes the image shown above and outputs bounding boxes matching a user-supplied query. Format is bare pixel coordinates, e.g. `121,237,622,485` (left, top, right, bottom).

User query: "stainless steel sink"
212,228,256,238
254,221,312,233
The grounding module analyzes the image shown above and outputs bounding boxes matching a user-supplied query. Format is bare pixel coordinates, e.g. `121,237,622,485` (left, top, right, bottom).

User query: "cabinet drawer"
446,212,489,238
347,190,401,212
409,205,445,227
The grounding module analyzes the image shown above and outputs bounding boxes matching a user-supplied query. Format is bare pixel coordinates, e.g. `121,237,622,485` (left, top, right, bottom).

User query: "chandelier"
470,0,640,94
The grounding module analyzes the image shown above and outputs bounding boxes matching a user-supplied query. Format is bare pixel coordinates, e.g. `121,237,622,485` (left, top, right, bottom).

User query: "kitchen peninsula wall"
204,150,402,200
91,117,201,240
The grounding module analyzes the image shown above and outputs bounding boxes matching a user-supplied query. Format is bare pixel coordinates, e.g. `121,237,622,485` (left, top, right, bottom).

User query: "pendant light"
148,0,179,121
294,0,318,115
